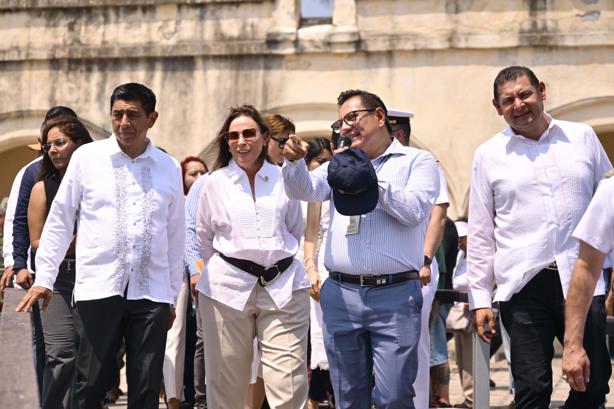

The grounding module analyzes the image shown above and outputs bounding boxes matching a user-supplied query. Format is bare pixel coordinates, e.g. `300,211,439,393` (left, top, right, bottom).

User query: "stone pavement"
108,342,614,409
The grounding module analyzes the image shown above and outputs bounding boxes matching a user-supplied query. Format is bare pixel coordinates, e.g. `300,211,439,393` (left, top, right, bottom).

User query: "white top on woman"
195,158,310,311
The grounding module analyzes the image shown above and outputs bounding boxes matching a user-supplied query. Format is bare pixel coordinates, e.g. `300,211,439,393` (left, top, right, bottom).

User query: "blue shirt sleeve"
12,161,42,270
185,174,207,276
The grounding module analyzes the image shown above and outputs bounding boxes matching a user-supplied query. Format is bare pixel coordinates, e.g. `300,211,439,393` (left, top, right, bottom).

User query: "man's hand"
419,265,431,288
0,265,15,290
15,268,33,290
168,306,176,330
190,273,200,298
474,307,497,342
282,134,309,162
562,343,590,392
16,286,52,312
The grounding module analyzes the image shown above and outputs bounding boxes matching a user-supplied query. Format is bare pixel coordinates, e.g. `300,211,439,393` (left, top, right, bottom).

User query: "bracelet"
306,265,317,272
304,256,315,264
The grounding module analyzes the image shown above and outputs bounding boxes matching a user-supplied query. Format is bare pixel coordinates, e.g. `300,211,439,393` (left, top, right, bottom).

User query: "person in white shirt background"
17,82,185,409
563,171,614,394
468,66,612,409
195,105,310,409
388,108,452,409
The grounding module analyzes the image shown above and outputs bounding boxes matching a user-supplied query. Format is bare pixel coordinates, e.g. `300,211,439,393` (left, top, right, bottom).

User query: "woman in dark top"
28,117,93,409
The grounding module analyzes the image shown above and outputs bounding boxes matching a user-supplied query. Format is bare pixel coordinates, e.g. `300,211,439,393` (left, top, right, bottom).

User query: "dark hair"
110,83,157,115
40,106,78,134
337,89,393,134
493,66,540,102
212,105,269,171
181,155,208,194
392,123,411,146
264,113,295,137
305,137,333,165
39,118,93,203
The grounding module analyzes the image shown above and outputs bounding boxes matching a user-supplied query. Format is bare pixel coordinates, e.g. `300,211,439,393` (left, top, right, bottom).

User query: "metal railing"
435,289,490,408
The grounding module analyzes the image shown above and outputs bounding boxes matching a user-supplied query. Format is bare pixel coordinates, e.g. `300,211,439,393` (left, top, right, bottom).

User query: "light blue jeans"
320,278,422,409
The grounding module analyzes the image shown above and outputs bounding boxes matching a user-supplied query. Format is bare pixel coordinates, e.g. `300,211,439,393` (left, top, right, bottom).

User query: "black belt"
329,270,419,287
219,253,293,286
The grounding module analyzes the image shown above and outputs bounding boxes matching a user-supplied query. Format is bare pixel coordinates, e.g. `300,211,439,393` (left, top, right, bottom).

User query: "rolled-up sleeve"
377,151,439,227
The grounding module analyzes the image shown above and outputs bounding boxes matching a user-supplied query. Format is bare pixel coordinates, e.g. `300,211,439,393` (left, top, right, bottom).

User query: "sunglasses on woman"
225,128,258,142
42,138,69,153
271,135,289,149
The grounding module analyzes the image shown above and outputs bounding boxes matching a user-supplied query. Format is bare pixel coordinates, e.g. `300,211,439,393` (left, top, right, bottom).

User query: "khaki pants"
199,287,309,409
453,330,473,405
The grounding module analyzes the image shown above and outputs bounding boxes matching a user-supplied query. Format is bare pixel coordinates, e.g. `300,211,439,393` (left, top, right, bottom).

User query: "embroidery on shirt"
112,167,130,293
135,166,154,294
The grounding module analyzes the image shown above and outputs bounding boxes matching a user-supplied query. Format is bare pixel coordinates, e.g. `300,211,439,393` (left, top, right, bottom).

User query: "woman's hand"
307,268,321,302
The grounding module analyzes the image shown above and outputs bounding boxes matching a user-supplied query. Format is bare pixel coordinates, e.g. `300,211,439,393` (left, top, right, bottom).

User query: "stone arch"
0,109,109,154
0,110,110,196
549,96,614,133
549,96,614,163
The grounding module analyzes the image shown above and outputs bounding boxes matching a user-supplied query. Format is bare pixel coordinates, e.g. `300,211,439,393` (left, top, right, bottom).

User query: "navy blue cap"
327,147,379,216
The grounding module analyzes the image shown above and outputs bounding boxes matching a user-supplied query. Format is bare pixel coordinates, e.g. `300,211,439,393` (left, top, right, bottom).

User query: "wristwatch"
423,255,432,267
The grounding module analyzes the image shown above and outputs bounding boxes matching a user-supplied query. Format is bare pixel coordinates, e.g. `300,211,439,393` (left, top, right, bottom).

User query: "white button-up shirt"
573,175,614,256
33,135,185,305
195,159,309,311
468,115,611,310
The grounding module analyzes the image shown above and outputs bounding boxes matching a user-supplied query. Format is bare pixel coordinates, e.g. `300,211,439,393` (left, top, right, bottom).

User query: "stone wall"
1,0,614,216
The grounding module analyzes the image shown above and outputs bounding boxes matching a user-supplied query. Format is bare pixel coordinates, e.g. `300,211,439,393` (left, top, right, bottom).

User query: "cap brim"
332,185,379,216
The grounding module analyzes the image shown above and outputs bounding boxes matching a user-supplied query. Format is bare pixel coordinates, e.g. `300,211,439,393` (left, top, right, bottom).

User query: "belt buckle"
259,265,281,286
360,275,386,287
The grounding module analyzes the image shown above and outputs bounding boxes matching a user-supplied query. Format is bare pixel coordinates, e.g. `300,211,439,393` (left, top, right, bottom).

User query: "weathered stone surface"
0,0,614,216
0,288,38,409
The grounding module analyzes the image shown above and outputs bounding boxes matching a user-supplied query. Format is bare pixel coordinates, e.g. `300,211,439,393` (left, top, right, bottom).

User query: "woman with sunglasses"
195,105,310,409
264,113,294,166
28,116,93,408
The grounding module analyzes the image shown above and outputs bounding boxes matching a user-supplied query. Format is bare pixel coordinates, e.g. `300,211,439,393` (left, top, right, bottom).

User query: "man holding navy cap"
282,89,439,409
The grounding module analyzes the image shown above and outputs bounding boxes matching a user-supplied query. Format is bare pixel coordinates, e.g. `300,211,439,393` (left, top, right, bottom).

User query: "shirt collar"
505,112,558,142
373,137,406,162
108,133,159,162
227,158,277,182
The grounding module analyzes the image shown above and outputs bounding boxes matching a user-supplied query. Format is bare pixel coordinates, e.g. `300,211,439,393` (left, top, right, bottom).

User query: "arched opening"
549,96,614,165
0,110,109,197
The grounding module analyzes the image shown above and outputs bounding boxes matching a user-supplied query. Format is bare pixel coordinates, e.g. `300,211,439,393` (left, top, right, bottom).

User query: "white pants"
200,287,310,409
162,278,189,400
413,260,439,409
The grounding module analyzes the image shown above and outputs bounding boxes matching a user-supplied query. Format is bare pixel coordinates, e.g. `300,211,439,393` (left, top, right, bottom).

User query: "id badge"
346,215,361,236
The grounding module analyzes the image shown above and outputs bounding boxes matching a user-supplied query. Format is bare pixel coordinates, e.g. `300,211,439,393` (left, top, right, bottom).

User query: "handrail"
434,289,489,408
0,288,39,408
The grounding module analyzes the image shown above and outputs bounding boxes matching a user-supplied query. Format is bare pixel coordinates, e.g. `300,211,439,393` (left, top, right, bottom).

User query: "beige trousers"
200,287,309,409
453,329,474,405
163,278,189,400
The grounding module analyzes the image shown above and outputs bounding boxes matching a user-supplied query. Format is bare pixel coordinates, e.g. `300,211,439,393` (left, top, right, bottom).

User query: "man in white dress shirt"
468,66,611,409
17,83,185,409
563,172,614,394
